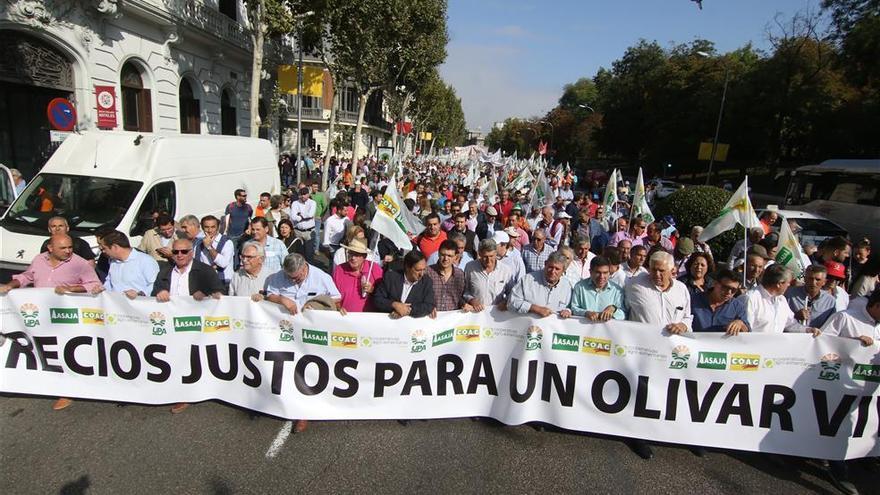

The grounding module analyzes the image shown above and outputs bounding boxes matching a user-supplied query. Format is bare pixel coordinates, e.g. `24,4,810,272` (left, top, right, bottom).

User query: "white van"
0,131,280,272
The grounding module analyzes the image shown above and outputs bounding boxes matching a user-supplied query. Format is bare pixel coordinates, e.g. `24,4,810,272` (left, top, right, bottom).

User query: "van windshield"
1,173,142,235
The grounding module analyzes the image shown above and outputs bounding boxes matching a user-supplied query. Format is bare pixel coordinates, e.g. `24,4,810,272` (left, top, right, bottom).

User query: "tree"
245,0,296,138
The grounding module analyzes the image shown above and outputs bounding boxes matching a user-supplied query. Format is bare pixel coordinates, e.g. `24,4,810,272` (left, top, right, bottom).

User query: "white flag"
370,176,423,251
631,167,654,223
531,171,552,211
775,219,810,279
699,177,761,242
603,169,618,214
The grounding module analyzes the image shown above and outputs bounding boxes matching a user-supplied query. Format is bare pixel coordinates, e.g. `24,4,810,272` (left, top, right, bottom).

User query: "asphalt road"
1,394,876,494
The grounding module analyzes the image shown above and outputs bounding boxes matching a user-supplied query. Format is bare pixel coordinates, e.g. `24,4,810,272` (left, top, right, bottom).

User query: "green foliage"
654,186,741,260
411,70,467,147
484,118,539,157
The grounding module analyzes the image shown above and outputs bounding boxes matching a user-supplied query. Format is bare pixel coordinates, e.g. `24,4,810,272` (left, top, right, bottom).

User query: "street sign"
95,85,117,128
46,98,77,131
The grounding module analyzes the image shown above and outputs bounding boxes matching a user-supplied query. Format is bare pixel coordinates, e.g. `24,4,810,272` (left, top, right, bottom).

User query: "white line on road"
265,421,293,459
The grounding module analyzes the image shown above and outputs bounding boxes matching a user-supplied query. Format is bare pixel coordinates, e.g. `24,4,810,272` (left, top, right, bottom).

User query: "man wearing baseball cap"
494,230,525,283
476,206,502,241
824,260,850,311
548,210,571,249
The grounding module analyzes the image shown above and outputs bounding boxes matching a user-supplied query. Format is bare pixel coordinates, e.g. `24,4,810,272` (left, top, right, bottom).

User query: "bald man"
1,234,101,294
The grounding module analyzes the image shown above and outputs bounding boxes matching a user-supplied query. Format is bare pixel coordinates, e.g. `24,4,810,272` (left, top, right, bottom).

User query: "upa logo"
19,303,40,328
81,308,105,325
852,363,880,383
729,353,761,371
50,307,79,324
525,326,543,351
668,345,691,369
331,332,358,348
302,329,328,345
697,352,728,370
433,329,454,347
551,333,580,352
149,312,167,336
278,320,294,342
818,353,841,381
455,325,481,342
581,337,612,356
203,316,231,332
410,330,427,353
173,316,202,332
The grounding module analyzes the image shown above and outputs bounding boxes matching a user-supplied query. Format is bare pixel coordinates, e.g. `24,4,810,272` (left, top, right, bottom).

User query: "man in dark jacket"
152,238,225,301
373,250,435,318
476,206,503,241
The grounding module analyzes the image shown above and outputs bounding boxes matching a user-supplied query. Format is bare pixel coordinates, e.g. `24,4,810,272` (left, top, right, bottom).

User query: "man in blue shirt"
691,269,750,334
785,264,837,328
98,230,160,299
569,256,626,321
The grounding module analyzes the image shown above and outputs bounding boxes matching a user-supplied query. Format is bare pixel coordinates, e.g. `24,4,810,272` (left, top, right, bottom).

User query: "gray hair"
546,251,568,267
282,253,307,273
179,214,200,228
241,240,265,259
648,250,674,269
762,264,792,287
571,235,590,248
478,238,497,253
447,231,466,243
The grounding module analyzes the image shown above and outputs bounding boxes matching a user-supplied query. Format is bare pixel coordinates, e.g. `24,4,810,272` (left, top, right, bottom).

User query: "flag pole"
743,175,748,287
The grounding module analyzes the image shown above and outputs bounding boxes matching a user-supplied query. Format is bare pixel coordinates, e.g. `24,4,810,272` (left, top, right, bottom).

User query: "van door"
130,181,176,237
0,164,15,216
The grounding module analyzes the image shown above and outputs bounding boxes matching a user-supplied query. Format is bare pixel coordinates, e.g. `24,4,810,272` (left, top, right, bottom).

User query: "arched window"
120,62,152,132
220,89,237,136
179,78,200,134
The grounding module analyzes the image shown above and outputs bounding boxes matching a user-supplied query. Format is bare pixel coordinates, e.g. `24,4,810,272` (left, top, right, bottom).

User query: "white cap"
555,211,572,220
492,231,510,244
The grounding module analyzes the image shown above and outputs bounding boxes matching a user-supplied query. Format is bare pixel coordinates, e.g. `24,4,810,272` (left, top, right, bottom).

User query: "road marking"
265,421,293,459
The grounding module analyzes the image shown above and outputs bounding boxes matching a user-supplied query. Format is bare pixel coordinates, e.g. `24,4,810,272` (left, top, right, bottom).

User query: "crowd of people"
1,156,876,493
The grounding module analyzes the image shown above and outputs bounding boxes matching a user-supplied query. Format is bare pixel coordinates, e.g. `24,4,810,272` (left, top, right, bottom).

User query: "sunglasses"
718,284,740,293
171,249,191,255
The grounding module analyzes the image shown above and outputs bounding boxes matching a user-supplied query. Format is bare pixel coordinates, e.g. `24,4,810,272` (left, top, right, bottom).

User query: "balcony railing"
282,95,325,119
338,110,358,123
167,0,253,51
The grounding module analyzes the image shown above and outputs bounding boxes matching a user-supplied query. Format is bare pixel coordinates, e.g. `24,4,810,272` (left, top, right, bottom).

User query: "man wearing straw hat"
332,238,383,313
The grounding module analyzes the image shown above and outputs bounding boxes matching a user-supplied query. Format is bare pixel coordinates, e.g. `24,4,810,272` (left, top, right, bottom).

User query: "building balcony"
282,95,325,119
165,0,253,51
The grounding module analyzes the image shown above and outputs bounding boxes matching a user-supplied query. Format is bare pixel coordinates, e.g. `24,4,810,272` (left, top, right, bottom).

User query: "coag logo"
278,320,294,342
729,353,761,371
149,312,167,336
302,329,328,345
378,196,401,217
551,333,579,352
697,352,727,370
525,326,543,351
818,353,841,381
852,363,880,383
455,325,481,342
581,337,612,356
81,308,105,325
411,330,427,353
668,345,691,369
203,316,231,332
432,329,454,347
50,308,79,324
19,303,39,328
331,332,358,348
173,316,203,332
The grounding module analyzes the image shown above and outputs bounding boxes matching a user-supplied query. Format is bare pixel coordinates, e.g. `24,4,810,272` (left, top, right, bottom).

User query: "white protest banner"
2,289,879,460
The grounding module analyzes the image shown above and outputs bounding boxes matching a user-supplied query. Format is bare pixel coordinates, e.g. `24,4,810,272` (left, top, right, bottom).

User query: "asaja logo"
331,332,358,348
302,329,328,345
173,316,202,332
278,320,295,342
81,308,105,325
149,312,167,336
433,329,454,347
50,308,79,324
411,330,427,353
697,352,728,370
552,333,579,352
818,353,841,381
668,345,691,369
455,325,481,342
203,316,231,332
525,326,543,351
730,353,761,371
581,337,612,356
19,303,39,328
852,363,880,383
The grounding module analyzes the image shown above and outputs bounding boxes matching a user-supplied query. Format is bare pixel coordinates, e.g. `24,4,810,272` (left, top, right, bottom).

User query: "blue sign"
47,98,77,131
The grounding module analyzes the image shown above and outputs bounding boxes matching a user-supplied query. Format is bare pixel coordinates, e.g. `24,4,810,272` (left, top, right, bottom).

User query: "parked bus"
783,159,880,245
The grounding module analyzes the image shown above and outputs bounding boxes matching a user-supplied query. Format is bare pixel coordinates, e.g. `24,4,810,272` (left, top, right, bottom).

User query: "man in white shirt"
740,264,819,334
821,289,880,346
621,243,648,279
289,187,317,262
194,215,234,289
322,199,351,258
626,251,693,334
567,236,595,284
464,239,515,312
494,231,526,283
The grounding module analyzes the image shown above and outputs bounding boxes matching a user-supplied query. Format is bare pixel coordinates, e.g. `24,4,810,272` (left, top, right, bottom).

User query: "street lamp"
577,103,595,112
697,51,730,186
294,10,315,185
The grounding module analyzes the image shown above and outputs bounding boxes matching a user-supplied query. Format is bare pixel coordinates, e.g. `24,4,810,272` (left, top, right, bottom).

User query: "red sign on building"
95,85,117,129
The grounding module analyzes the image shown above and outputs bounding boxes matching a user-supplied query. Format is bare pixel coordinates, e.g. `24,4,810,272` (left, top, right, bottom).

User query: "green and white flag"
603,169,619,215
631,167,654,223
531,170,552,211
775,218,809,279
699,177,761,242
371,176,423,251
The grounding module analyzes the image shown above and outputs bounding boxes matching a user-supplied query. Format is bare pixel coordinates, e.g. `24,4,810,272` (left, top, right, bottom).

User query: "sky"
439,0,820,132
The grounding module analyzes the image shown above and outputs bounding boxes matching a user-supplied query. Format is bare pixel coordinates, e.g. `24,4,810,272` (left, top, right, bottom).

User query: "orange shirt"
417,230,447,259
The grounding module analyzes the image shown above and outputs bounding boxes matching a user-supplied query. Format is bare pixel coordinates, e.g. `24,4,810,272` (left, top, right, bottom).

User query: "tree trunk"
351,87,374,177
428,136,436,156
323,72,337,190
390,91,413,155
248,0,265,138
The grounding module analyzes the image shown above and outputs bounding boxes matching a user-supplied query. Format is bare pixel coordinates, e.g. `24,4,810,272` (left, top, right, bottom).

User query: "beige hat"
342,237,369,255
485,206,498,216
504,226,521,237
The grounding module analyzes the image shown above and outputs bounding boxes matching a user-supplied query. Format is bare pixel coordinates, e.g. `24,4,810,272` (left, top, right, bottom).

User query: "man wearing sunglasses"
152,238,225,302
690,268,750,334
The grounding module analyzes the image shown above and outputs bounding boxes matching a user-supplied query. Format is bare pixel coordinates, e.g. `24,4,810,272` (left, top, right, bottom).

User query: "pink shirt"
609,231,645,247
332,261,383,313
13,253,101,291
